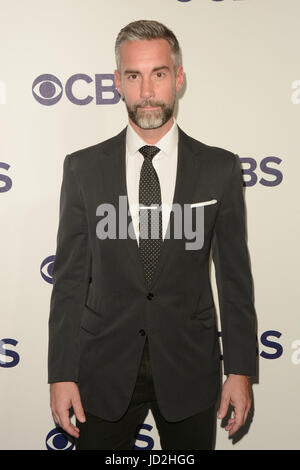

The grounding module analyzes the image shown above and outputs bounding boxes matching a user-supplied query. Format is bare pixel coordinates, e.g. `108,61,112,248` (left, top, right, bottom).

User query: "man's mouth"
138,105,160,110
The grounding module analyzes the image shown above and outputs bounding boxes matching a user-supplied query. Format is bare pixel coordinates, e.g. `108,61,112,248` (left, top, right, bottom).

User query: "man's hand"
50,382,86,438
217,374,252,437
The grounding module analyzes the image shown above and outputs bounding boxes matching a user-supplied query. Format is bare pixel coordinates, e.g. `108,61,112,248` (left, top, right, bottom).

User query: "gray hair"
115,20,181,71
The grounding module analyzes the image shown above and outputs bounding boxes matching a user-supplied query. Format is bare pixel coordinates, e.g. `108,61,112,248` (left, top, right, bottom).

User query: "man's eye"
128,74,138,80
156,72,165,79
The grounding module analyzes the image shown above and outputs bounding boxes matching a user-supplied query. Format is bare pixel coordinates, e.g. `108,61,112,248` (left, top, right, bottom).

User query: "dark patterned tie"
138,145,162,287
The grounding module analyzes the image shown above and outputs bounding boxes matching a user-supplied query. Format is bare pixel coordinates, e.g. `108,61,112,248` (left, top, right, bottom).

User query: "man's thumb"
72,394,86,423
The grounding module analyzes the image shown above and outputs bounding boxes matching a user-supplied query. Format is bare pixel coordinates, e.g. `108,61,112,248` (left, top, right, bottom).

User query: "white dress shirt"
126,118,179,245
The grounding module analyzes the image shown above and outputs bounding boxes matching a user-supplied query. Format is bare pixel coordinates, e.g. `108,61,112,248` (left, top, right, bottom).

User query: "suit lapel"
148,126,199,289
101,125,200,291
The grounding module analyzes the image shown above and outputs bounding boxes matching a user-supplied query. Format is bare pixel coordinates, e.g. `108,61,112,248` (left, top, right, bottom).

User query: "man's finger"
59,409,80,438
243,403,251,425
225,417,235,427
217,393,230,419
228,406,245,436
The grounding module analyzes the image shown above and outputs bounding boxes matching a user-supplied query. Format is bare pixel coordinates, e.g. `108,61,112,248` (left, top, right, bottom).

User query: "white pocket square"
190,199,217,208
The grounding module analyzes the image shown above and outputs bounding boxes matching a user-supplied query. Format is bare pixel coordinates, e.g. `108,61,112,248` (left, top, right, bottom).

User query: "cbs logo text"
32,73,120,106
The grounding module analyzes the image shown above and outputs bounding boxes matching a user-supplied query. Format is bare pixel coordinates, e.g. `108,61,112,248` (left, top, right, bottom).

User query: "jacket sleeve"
212,152,257,377
48,154,91,383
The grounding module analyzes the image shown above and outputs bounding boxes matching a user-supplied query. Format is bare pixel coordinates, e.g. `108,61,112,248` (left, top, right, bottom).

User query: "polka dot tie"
138,145,162,287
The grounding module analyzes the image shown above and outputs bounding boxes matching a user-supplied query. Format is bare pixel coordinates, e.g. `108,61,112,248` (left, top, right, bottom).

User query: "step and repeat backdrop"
1,0,299,450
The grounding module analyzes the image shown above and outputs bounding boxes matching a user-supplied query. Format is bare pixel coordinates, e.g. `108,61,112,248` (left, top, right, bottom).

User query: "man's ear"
175,66,185,93
114,69,123,100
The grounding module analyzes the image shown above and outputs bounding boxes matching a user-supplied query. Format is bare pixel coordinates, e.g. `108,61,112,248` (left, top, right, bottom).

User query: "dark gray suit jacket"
48,126,257,421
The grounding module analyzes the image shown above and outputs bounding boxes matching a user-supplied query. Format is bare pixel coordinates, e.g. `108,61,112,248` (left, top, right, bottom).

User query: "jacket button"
139,329,146,336
147,292,154,300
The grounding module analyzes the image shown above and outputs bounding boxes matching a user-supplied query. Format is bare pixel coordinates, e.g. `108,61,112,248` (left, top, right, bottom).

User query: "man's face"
114,38,184,129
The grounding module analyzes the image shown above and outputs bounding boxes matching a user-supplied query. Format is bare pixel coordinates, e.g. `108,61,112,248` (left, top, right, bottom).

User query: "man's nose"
140,77,154,100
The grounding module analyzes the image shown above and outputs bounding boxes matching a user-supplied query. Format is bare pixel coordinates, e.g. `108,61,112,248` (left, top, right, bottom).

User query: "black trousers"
76,337,216,450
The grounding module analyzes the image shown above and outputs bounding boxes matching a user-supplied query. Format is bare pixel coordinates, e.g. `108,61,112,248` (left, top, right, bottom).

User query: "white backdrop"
1,0,299,450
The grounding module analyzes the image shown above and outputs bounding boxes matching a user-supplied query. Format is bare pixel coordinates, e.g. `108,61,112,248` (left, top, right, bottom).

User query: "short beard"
125,97,175,129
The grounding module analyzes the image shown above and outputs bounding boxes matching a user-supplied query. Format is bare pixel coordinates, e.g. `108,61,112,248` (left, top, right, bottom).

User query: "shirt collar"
126,117,178,159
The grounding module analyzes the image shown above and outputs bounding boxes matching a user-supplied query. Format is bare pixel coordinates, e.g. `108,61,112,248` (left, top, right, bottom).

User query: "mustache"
135,100,165,109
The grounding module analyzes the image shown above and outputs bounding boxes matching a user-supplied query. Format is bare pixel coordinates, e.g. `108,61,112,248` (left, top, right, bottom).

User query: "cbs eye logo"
32,74,62,106
46,427,75,450
40,255,55,284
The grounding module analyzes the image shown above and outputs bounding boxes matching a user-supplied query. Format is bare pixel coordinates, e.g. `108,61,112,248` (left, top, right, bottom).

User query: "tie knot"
139,145,160,161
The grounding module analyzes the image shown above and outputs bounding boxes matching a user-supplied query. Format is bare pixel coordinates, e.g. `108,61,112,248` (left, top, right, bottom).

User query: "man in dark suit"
48,20,257,450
